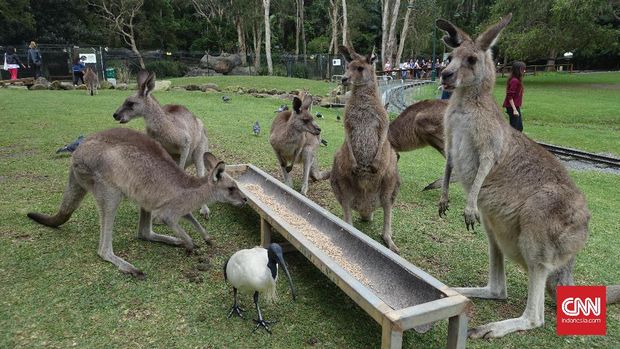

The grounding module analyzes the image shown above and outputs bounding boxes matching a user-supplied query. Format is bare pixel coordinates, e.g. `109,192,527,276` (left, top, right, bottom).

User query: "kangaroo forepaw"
126,269,146,280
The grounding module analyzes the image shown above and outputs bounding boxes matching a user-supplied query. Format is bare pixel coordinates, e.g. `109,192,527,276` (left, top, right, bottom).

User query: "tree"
263,0,273,75
341,0,349,46
395,0,414,65
328,0,340,54
0,0,35,44
89,0,146,68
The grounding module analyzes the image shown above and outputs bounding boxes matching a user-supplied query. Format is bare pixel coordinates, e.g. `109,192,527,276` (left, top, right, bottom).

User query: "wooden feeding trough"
227,164,471,349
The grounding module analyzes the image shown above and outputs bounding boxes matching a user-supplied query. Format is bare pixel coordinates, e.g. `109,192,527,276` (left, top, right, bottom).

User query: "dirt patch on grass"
589,83,620,90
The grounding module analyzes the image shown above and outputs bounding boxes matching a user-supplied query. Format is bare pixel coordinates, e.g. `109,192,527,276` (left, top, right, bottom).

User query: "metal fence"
1,43,353,81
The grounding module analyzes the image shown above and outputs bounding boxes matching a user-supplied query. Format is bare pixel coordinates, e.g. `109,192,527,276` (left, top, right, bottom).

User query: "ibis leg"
227,288,245,318
252,291,277,334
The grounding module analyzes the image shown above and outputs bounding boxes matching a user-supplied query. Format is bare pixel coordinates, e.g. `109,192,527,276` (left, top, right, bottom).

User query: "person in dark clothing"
27,41,43,79
502,61,526,132
72,57,86,85
4,46,25,80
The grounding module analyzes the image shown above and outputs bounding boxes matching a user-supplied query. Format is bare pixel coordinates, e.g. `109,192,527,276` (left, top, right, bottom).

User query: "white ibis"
224,243,296,333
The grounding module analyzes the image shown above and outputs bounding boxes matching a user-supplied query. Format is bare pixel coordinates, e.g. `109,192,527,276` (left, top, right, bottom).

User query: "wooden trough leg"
260,217,272,248
381,321,403,349
446,313,467,349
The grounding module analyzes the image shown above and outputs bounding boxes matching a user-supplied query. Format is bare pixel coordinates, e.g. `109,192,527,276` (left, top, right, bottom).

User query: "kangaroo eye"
357,67,364,72
125,101,134,108
467,56,477,65
228,187,235,193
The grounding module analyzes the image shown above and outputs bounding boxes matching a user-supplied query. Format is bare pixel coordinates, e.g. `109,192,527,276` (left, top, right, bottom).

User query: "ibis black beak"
270,243,297,301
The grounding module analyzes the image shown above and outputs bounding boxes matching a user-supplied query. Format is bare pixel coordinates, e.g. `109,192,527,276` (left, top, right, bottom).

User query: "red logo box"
557,286,606,336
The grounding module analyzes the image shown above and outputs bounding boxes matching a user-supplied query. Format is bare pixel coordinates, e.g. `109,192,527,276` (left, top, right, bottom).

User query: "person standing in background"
27,41,43,79
4,47,26,80
502,61,526,132
72,57,86,86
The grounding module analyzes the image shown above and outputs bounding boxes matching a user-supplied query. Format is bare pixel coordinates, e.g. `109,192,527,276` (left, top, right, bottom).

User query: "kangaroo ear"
436,19,471,48
476,13,512,51
339,45,362,62
203,152,220,171
301,94,312,110
292,96,302,113
143,71,156,97
210,161,226,182
137,70,149,95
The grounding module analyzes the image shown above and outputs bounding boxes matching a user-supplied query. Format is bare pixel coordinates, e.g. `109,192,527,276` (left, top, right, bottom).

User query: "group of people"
2,41,91,86
383,58,447,80
2,41,43,80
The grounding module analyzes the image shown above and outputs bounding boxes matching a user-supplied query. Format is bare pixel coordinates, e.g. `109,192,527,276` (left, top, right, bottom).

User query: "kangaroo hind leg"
94,184,145,279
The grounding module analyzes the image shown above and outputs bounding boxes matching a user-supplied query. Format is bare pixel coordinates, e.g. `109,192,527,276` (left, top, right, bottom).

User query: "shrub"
144,60,189,78
291,63,311,79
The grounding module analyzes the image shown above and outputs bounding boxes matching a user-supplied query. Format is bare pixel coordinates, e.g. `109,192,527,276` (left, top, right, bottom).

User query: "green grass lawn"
1,74,619,348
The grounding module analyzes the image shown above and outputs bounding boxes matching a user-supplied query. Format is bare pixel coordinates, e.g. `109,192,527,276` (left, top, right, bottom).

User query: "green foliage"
0,0,35,44
306,36,329,53
291,63,310,79
144,60,189,78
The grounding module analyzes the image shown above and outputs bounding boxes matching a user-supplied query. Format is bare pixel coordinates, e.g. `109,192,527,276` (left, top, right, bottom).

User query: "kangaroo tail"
607,285,620,304
27,170,87,227
422,177,443,191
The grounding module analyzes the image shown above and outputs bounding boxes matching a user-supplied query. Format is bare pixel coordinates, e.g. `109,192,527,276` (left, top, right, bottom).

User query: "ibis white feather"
226,247,278,302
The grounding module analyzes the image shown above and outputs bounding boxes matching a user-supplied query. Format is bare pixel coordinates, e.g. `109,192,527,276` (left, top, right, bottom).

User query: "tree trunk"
341,0,348,46
295,0,300,57
252,21,263,71
263,0,273,75
381,0,391,66
300,0,306,63
129,29,145,69
236,16,248,65
386,0,401,65
546,48,557,71
395,0,413,65
329,0,339,54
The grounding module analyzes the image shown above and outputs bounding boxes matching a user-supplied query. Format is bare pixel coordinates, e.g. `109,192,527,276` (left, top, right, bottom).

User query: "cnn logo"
561,297,601,316
557,286,606,336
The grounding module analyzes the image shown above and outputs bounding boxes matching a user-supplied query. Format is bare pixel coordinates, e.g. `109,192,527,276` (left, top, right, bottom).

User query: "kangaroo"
436,14,620,338
83,67,99,96
331,46,401,253
388,99,448,190
27,128,247,278
269,94,328,196
113,70,211,219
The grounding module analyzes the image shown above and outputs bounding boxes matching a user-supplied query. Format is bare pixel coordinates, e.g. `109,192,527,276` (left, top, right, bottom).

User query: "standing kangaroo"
436,14,620,338
113,70,211,219
331,46,401,253
27,128,246,278
388,99,448,190
269,94,328,196
83,67,99,96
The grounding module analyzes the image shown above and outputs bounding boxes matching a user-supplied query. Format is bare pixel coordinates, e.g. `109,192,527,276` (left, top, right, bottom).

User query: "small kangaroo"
436,14,620,338
331,46,401,253
388,99,448,190
113,70,211,218
83,67,99,96
27,128,247,278
269,94,328,196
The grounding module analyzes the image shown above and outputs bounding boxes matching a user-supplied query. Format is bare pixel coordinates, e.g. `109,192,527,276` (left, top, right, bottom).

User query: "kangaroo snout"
113,113,120,120
341,76,350,86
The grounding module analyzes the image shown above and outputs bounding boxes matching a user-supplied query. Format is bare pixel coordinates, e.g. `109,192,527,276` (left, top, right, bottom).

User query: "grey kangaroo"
83,67,99,96
113,70,211,219
388,99,449,190
27,128,247,278
331,46,401,253
269,94,328,196
436,14,620,338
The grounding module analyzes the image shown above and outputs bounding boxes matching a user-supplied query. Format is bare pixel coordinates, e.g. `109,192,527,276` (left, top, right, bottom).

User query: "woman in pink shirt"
502,61,526,132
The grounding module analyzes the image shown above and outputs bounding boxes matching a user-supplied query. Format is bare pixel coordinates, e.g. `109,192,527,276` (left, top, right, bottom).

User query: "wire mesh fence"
2,43,349,82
